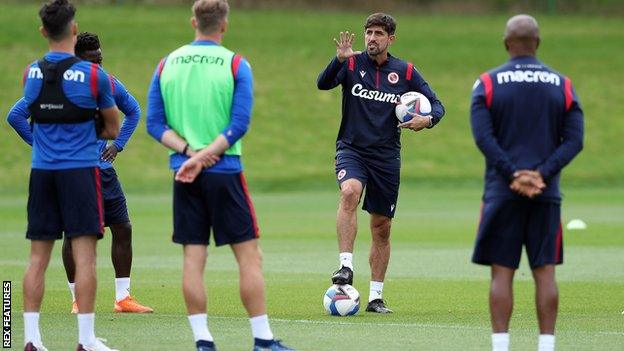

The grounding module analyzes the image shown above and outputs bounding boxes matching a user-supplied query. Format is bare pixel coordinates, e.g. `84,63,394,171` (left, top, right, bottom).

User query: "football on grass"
323,284,360,316
395,91,432,123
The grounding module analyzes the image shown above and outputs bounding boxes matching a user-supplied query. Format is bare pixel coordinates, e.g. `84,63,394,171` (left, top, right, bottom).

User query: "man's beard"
367,43,385,56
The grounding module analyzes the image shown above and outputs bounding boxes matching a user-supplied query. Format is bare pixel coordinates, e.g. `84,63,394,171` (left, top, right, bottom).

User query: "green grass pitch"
1,3,623,350
1,187,623,350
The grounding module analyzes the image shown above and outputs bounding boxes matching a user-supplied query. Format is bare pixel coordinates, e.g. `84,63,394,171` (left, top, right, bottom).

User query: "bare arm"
98,106,120,140
160,129,193,156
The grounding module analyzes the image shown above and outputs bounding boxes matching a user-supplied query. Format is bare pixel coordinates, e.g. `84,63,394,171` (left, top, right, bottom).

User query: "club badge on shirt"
387,72,399,84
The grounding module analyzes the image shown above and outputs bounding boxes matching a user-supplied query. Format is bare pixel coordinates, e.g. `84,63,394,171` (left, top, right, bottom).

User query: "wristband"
182,143,189,156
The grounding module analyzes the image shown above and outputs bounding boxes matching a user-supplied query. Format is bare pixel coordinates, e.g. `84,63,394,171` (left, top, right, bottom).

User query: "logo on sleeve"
472,79,481,91
387,72,399,84
337,169,347,181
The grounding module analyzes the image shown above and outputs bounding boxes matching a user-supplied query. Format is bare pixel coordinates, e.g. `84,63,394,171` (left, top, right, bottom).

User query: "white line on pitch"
149,315,624,336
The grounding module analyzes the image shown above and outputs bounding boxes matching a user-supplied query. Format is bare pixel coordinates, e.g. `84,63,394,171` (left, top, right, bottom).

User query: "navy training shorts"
172,172,259,246
100,167,130,226
335,146,400,218
472,200,563,270
27,167,104,240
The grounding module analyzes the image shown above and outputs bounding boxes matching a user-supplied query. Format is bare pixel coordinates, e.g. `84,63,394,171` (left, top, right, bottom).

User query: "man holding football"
317,13,445,313
470,14,584,351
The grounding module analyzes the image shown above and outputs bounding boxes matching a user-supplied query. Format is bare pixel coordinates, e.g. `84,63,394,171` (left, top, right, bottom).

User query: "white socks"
250,314,274,340
68,282,76,302
188,314,214,342
23,312,42,345
491,333,554,351
188,314,274,342
70,278,131,302
77,313,96,347
115,277,131,301
368,281,384,302
538,334,555,351
339,252,353,270
492,333,509,351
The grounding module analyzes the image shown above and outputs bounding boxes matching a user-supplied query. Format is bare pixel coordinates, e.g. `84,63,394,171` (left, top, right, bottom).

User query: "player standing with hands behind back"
470,14,584,351
317,13,445,313
147,1,295,350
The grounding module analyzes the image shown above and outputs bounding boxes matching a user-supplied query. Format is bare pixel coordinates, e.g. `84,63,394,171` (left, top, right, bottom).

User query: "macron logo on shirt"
27,67,86,83
63,69,85,83
496,70,560,86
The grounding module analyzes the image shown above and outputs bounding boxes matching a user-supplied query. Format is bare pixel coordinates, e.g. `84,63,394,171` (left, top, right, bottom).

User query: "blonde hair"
193,0,229,34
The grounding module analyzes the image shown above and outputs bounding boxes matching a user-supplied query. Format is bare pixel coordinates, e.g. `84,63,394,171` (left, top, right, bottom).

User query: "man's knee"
532,265,558,292
111,222,132,247
183,245,207,272
371,216,391,242
239,244,263,270
28,255,49,273
340,181,362,209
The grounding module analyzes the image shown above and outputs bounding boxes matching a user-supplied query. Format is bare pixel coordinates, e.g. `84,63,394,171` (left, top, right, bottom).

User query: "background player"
62,31,152,314
317,13,445,313
15,0,120,350
7,32,152,315
146,1,294,350
470,14,584,351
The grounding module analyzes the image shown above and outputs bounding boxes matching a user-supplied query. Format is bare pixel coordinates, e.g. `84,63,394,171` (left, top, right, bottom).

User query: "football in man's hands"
395,91,432,123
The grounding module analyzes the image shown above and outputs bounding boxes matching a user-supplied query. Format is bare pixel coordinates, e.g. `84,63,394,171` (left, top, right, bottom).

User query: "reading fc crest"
387,72,399,84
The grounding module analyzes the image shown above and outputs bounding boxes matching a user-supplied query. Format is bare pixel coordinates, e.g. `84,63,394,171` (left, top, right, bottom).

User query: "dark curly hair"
75,32,101,56
39,0,76,41
364,13,396,35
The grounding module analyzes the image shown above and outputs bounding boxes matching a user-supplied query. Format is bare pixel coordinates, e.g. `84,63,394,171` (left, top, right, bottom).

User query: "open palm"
333,31,361,62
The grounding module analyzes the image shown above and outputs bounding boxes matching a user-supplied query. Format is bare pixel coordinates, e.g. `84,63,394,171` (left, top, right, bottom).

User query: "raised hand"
333,31,362,63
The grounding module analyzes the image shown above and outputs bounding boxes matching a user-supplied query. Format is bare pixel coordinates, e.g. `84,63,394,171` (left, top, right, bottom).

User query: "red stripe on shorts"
476,202,484,237
94,167,104,235
239,173,260,237
555,221,563,263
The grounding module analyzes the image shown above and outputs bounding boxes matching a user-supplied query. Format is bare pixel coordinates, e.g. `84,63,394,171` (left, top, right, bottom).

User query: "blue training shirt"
22,52,115,170
146,40,253,173
98,75,141,169
470,56,584,203
317,52,445,159
8,73,139,170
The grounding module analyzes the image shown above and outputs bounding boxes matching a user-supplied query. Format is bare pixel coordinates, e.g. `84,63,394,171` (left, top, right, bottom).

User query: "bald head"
504,14,540,57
